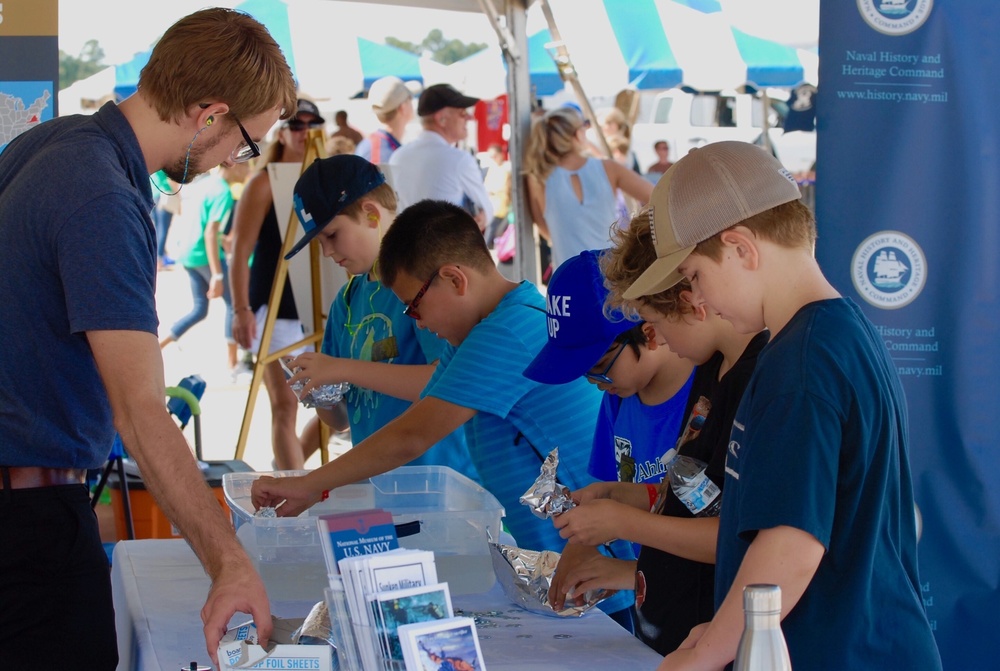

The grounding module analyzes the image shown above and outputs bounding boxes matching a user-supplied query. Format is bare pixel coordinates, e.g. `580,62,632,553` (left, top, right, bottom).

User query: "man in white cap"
355,75,414,165
388,83,493,231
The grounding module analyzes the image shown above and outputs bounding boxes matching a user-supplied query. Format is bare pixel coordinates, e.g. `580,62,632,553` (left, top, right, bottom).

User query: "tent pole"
760,89,774,155
538,0,609,159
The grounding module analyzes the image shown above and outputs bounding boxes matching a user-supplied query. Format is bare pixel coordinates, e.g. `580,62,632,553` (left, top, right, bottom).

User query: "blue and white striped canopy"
112,0,424,102
540,0,816,96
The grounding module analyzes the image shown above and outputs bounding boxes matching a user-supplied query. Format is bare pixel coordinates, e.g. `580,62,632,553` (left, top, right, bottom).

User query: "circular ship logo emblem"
852,231,926,309
857,0,933,36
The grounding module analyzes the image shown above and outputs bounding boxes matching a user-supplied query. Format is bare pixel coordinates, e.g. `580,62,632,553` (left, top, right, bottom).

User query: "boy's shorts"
251,306,309,358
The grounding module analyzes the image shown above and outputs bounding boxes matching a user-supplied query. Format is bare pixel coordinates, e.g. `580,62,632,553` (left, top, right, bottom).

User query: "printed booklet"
338,548,439,670
318,508,399,574
398,617,486,671
369,582,453,661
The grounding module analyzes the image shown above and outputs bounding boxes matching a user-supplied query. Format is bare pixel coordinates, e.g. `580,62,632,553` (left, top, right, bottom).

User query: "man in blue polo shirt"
0,9,296,669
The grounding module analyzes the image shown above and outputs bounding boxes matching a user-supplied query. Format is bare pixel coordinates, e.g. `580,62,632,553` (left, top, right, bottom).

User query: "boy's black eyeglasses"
586,342,627,384
284,119,325,132
231,118,260,164
403,270,441,320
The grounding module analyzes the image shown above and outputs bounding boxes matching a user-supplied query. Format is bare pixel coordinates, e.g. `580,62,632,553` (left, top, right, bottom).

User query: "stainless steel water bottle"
733,584,792,671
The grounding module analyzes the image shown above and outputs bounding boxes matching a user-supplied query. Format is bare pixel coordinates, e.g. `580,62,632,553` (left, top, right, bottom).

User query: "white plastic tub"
224,466,505,601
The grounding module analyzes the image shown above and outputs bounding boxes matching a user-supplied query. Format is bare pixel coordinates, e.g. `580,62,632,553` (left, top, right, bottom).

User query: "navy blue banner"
816,2,999,667
0,0,58,151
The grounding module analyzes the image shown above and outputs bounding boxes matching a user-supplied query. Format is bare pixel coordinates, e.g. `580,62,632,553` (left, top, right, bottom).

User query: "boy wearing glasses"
522,248,696,631
524,250,694,489
252,200,603,565
276,155,478,484
0,8,296,667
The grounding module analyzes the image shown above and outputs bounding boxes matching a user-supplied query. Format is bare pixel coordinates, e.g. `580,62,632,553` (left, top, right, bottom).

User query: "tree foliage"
386,29,486,66
59,39,106,90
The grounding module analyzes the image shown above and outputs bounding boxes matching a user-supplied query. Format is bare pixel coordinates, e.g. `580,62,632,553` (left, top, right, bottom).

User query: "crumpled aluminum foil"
519,447,576,519
489,542,611,617
280,358,350,409
292,601,335,648
254,506,277,518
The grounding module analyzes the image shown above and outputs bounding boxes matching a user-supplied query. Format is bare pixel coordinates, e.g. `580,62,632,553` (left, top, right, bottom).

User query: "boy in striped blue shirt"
252,199,603,558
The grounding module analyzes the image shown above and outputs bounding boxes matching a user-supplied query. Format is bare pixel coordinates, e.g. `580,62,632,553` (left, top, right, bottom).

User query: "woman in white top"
524,106,653,270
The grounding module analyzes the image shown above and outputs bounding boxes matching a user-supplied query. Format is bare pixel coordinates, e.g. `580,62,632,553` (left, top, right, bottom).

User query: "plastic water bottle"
659,447,722,517
733,584,792,671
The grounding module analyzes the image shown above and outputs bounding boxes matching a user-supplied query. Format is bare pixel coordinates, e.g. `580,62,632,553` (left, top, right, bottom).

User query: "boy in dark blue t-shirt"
621,141,940,670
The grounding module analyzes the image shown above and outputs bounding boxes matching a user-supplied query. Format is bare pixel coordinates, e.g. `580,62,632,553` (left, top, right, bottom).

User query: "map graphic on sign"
0,82,53,153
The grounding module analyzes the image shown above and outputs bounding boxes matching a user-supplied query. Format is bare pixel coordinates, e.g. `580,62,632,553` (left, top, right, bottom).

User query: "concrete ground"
154,264,346,473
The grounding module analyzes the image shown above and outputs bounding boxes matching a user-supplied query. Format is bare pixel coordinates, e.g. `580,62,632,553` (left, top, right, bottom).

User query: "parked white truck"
626,89,816,177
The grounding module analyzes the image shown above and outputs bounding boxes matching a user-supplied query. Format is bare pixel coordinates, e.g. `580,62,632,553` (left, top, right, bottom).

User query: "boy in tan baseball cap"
631,142,940,670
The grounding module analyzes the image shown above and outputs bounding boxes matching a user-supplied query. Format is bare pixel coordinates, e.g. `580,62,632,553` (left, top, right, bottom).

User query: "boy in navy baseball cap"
285,154,385,260
279,154,479,483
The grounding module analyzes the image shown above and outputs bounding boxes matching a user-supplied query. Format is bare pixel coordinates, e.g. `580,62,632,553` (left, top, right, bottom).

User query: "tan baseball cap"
368,76,412,114
623,141,802,299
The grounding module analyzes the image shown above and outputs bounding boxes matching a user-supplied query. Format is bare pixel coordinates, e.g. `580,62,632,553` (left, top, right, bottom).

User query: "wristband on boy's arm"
635,570,647,609
646,484,659,511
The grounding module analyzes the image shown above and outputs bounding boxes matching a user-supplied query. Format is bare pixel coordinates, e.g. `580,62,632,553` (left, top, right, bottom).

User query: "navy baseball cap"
285,155,386,260
417,83,480,116
523,249,636,384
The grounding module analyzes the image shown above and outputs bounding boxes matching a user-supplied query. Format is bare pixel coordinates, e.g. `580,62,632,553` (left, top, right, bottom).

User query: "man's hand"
201,560,273,668
251,474,323,517
553,498,631,545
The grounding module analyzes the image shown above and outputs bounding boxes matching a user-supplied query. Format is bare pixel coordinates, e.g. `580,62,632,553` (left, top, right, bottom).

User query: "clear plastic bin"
223,466,505,601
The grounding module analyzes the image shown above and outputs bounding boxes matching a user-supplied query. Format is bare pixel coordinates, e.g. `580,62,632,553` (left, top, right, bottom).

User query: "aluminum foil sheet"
490,542,611,617
519,447,576,519
280,358,350,409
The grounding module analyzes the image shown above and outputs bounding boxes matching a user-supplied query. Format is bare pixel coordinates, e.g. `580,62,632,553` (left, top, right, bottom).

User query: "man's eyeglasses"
585,342,627,385
284,119,325,132
403,270,441,320
231,117,260,164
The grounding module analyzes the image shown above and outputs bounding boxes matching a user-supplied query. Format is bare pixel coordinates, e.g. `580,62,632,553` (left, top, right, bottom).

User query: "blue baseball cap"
523,249,636,384
285,155,386,260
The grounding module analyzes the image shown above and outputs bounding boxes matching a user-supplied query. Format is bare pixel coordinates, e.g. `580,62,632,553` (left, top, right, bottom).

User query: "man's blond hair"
139,8,297,124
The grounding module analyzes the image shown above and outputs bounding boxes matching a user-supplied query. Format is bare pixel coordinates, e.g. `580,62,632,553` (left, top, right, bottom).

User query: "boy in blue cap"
277,155,478,482
523,248,695,633
524,249,694,489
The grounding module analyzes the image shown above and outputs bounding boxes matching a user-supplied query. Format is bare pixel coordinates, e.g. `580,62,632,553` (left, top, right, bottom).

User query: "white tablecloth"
112,539,663,671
